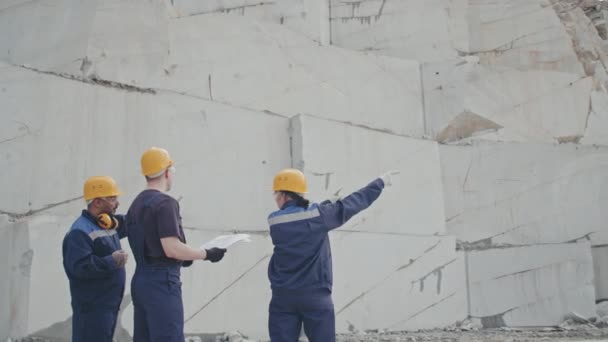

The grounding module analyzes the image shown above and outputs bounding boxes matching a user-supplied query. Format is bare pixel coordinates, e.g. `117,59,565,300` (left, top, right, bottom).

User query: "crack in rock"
184,254,270,323
337,239,444,315
389,292,458,328
18,64,156,94
177,2,276,18
0,195,83,219
410,258,457,294
331,0,387,24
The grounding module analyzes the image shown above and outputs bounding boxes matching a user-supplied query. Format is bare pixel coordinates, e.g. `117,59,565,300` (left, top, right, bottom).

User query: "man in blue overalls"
62,176,129,342
267,168,399,342
126,147,227,342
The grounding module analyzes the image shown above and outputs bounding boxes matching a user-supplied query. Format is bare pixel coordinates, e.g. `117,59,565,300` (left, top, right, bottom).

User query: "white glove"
380,170,400,187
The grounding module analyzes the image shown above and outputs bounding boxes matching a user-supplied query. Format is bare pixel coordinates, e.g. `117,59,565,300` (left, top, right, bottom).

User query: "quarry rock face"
2,0,608,340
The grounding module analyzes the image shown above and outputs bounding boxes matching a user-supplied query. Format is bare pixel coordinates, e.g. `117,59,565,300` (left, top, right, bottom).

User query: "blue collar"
81,209,98,225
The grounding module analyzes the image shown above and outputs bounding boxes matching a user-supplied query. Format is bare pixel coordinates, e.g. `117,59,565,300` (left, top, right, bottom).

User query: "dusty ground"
13,326,608,342
335,328,608,342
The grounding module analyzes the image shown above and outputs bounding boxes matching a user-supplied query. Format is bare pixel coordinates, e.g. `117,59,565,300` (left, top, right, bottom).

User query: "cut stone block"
333,233,466,331
0,63,287,336
0,215,30,340
423,59,592,143
26,213,81,335
549,4,608,82
440,141,608,246
182,232,466,337
180,230,273,340
0,0,169,84
592,245,608,302
466,0,585,74
467,241,596,327
168,0,331,44
83,0,170,84
291,114,446,236
0,3,424,137
163,14,423,136
0,64,290,232
582,91,608,146
329,0,467,63
329,0,582,73
0,0,97,70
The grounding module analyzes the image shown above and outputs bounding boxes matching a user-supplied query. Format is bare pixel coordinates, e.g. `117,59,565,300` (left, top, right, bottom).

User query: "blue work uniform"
267,178,385,342
126,189,192,342
62,210,126,342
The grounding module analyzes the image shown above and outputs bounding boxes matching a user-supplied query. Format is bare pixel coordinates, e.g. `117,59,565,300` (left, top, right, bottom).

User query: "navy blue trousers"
72,307,118,342
132,266,184,342
269,288,335,342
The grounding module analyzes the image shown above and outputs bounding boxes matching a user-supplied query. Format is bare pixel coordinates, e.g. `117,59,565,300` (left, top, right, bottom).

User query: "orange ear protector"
97,213,119,230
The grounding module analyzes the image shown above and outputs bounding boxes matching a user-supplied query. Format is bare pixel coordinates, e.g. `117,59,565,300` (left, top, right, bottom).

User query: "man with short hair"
127,147,227,341
62,176,129,342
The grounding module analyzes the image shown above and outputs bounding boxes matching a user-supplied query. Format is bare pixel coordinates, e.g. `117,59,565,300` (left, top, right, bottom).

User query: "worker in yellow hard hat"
267,168,400,341
125,147,227,341
62,176,129,342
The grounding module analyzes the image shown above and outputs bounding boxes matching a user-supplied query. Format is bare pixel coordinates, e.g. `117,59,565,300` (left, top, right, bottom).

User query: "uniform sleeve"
318,178,385,231
156,198,182,239
115,214,127,239
62,230,118,279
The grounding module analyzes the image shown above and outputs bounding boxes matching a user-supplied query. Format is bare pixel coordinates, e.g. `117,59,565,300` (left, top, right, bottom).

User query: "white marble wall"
0,216,31,341
440,142,608,246
0,63,291,338
467,241,596,327
0,0,424,137
291,115,466,331
291,114,446,236
2,0,608,339
329,0,467,63
423,61,592,143
333,234,466,331
592,246,608,302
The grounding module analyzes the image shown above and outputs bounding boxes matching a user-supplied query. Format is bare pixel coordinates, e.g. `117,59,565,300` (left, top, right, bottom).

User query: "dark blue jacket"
62,210,126,311
268,178,384,291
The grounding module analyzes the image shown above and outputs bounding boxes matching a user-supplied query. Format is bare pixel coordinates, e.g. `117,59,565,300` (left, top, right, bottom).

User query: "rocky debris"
595,302,608,328
564,311,593,325
215,331,256,342
443,318,483,332
336,326,608,341
580,0,608,39
598,301,608,317
13,326,608,342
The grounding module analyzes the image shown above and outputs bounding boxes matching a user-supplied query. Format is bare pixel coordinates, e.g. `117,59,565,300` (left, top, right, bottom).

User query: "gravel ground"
13,327,608,342
335,327,608,342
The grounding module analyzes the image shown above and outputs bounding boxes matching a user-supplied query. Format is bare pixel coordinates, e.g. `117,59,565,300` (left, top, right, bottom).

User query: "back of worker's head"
141,147,175,191
272,169,309,209
280,191,310,209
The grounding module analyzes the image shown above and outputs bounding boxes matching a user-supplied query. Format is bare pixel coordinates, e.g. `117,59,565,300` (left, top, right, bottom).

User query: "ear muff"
97,213,119,230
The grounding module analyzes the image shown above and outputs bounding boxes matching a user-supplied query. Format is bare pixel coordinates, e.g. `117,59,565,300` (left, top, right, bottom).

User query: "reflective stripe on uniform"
268,208,320,226
89,229,117,241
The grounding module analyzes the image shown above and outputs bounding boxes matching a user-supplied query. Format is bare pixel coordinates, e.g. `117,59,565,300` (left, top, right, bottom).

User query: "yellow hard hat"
273,169,307,193
141,147,173,176
83,176,123,201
